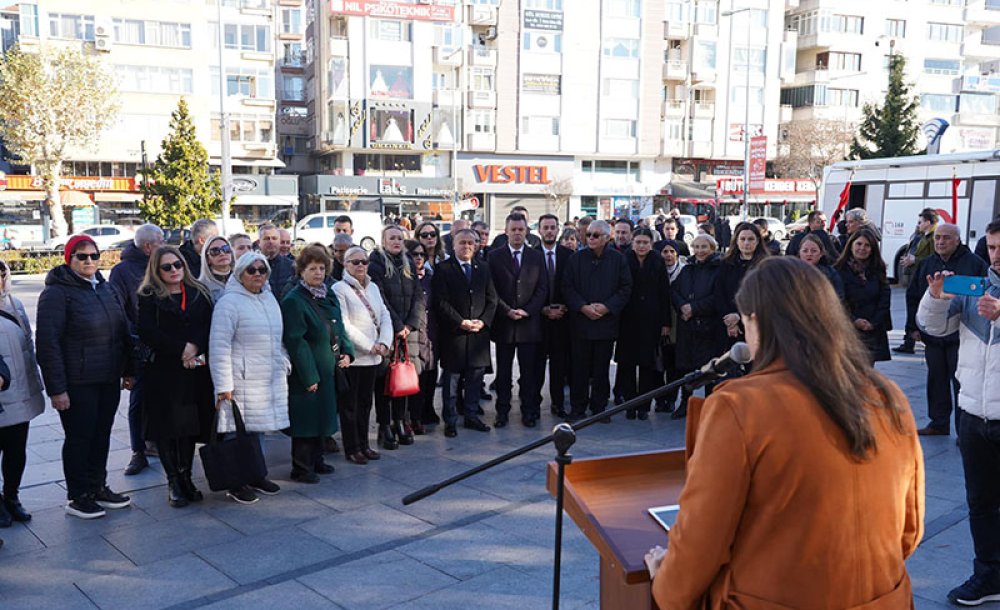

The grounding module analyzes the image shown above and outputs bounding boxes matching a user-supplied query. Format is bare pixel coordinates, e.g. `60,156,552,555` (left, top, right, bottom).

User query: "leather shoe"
892,344,915,354
315,461,335,474
494,416,508,428
0,501,11,528
522,418,537,428
917,426,949,436
291,471,321,484
323,437,340,453
551,406,568,418
347,452,368,465
625,409,637,420
637,411,649,421
124,452,148,476
362,448,381,461
444,425,458,438
464,418,491,432
3,497,31,523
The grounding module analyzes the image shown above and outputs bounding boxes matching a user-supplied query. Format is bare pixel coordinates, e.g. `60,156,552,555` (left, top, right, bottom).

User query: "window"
788,11,864,35
730,86,764,106
525,0,562,8
19,4,38,37
665,2,688,23
602,78,639,97
220,23,271,52
219,0,270,8
693,0,716,24
732,47,766,75
928,0,961,5
432,72,450,91
113,20,192,48
369,19,412,42
523,31,562,53
924,58,961,75
581,160,641,178
210,67,275,100
827,88,859,107
282,42,305,67
521,116,560,136
118,65,194,94
829,14,863,34
961,93,998,115
602,38,640,58
927,22,963,43
282,75,304,101
817,51,862,71
607,0,641,18
921,94,957,112
433,24,462,49
211,114,274,143
664,119,684,141
471,0,500,4
885,19,906,38
49,13,95,40
693,39,716,72
781,85,824,107
603,120,637,138
471,68,494,91
281,9,302,34
472,111,495,133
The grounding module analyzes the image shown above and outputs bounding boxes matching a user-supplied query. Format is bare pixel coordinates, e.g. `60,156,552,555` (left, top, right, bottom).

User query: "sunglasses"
418,232,438,239
347,259,370,266
159,260,184,272
74,252,101,261
244,266,268,276
585,232,606,239
208,245,232,256
410,251,426,258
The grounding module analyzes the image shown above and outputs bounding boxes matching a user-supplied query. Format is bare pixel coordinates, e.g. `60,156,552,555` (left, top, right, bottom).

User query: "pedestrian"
109,223,164,476
281,244,354,483
137,246,215,508
752,218,781,256
612,219,634,254
414,221,445,264
36,235,134,519
797,233,845,300
257,224,295,299
671,234,723,419
197,235,234,302
330,233,353,282
442,218,469,258
835,228,892,365
615,228,670,420
562,220,632,422
709,208,731,250
537,214,574,419
0,260,44,527
655,240,685,413
487,213,548,428
178,219,219,278
490,205,542,250
229,233,253,263
918,219,1000,605
278,228,294,260
333,247,393,464
433,229,498,438
472,220,492,258
785,210,838,259
655,216,689,257
895,209,940,353
650,257,923,610
716,222,770,345
906,224,988,437
209,253,289,504
837,208,881,251
368,225,423,449
558,228,579,252
406,240,438,430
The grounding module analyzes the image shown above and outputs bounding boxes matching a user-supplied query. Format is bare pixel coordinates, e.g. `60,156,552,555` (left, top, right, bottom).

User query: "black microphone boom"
698,342,753,376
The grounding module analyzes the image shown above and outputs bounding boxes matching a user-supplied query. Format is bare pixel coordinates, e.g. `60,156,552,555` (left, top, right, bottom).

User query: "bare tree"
0,45,119,238
543,177,574,220
773,120,854,189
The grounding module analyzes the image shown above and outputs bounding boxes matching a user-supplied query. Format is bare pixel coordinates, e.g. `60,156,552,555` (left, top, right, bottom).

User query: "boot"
378,425,398,450
158,441,189,508
177,440,203,502
2,493,31,523
393,420,413,446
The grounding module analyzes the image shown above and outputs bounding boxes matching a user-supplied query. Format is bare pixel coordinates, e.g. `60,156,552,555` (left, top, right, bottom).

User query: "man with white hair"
109,223,164,475
838,208,881,251
278,228,294,260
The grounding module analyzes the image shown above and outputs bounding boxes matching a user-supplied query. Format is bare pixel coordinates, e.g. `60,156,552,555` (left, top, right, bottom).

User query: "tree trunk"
43,168,68,238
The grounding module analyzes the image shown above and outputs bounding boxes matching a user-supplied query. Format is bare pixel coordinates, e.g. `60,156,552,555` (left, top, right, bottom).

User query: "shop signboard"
330,0,455,22
749,136,767,193
523,10,563,31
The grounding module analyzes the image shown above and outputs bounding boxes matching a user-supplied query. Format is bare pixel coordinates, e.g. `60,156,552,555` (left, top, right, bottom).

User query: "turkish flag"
830,180,852,232
952,176,961,224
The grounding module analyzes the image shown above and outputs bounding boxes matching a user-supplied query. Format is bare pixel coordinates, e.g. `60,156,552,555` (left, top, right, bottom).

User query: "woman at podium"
651,257,924,610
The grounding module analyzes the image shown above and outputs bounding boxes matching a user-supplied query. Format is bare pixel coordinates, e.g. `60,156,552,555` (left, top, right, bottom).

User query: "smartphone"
943,275,988,297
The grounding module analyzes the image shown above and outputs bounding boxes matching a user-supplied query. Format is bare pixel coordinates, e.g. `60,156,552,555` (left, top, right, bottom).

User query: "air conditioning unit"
94,19,113,38
94,37,112,52
484,26,498,41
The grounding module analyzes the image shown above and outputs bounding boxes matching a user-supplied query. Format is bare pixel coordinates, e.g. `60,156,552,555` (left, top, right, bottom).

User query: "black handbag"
199,400,267,492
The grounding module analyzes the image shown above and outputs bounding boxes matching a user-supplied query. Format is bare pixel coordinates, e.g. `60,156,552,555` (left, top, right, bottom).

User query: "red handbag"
385,336,420,398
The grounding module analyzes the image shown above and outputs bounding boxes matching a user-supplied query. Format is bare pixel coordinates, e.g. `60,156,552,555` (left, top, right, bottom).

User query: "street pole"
741,11,750,221
217,0,232,235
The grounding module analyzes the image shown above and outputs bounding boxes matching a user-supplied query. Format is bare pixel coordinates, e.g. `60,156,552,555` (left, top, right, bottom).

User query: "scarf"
847,258,868,282
300,279,328,300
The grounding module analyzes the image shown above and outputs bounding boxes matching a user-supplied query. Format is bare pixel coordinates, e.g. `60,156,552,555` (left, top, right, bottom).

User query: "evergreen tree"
850,54,921,159
140,98,221,228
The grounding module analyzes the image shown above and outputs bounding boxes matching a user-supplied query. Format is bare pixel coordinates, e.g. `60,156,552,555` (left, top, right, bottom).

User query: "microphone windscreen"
730,342,753,364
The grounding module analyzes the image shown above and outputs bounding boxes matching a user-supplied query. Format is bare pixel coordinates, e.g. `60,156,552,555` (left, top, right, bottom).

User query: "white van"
294,211,382,251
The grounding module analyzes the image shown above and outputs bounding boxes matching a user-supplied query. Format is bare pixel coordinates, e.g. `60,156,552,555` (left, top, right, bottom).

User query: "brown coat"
653,362,924,610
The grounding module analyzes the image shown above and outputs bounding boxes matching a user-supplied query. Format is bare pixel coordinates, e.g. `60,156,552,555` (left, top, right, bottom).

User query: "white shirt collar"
508,244,522,256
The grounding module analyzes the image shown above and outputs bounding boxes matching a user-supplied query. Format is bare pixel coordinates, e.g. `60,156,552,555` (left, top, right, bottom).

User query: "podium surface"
547,449,686,609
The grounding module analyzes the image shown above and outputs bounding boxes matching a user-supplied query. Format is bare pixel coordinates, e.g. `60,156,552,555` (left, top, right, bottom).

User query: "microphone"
698,342,753,376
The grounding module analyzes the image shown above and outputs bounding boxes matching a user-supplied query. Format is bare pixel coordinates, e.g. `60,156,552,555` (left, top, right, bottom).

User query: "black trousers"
374,370,412,424
0,422,29,498
616,362,661,413
959,415,1000,580
495,342,541,420
417,365,439,423
539,324,570,411
569,338,615,416
291,437,323,476
658,343,681,408
925,341,961,433
340,365,377,455
58,382,121,501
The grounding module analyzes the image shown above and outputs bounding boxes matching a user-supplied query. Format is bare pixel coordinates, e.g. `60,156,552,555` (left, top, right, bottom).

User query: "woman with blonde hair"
137,246,215,507
197,235,234,302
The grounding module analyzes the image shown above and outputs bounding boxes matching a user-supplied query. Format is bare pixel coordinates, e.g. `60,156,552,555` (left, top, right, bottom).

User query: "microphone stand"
402,363,741,610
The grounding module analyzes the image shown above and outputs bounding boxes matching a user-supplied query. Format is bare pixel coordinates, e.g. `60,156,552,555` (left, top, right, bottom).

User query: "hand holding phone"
942,275,988,297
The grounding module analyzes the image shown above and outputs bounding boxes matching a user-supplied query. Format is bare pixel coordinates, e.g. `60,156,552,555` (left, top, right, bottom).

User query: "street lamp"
722,5,752,221
443,47,464,217
216,0,233,235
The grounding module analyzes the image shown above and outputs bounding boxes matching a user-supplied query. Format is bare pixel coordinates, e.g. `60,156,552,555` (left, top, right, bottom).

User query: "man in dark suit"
535,213,573,417
487,213,548,428
655,216,689,257
433,228,499,437
490,205,542,250
562,220,632,421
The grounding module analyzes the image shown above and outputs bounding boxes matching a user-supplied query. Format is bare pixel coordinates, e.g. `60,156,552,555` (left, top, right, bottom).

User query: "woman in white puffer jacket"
209,252,290,504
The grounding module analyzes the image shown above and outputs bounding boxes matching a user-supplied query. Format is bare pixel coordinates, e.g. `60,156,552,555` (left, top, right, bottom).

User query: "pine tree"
850,54,921,159
139,98,221,228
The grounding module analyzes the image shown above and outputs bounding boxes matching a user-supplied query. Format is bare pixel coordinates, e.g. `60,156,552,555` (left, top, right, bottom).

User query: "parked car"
294,211,382,251
49,225,135,252
786,218,810,237
678,214,697,245
724,216,789,241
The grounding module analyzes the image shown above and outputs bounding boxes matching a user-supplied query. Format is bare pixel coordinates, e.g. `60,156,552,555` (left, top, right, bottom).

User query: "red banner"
830,180,852,232
952,175,960,224
748,136,767,194
330,0,456,22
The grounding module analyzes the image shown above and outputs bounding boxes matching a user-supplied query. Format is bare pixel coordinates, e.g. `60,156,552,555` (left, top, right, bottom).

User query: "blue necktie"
512,250,521,274
463,262,472,284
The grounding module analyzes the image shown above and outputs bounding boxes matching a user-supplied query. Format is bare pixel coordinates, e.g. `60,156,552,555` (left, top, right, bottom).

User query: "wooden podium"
546,449,687,610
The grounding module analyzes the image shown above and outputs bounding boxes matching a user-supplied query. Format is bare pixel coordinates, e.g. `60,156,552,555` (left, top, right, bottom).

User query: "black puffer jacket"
368,249,423,365
36,265,133,395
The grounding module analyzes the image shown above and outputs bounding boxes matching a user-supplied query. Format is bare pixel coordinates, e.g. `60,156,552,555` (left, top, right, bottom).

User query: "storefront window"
353,154,421,175
369,108,414,145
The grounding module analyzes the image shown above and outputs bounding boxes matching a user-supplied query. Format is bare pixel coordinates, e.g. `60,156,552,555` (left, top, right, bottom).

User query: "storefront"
456,154,576,230
229,174,299,226
300,175,455,220
715,178,818,221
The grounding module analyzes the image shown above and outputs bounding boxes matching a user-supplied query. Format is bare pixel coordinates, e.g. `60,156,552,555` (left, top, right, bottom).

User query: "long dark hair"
735,257,905,458
138,246,212,302
834,228,887,283
722,222,770,265
413,221,444,263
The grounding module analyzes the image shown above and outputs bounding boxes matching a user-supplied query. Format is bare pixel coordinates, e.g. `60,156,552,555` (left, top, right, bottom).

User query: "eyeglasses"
410,252,426,258
585,232,605,239
208,245,232,256
159,260,184,272
244,266,268,276
418,232,438,239
74,252,100,261
347,259,370,266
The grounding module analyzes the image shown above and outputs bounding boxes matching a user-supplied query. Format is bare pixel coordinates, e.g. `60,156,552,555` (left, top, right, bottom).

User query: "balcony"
434,46,463,66
966,0,1000,27
466,132,496,151
662,99,687,118
664,21,689,39
330,36,348,57
433,89,459,106
467,90,497,108
467,5,498,26
691,67,716,84
693,101,715,118
693,23,717,38
962,35,1000,60
280,52,307,69
662,60,688,81
688,141,712,157
793,67,830,86
469,47,498,67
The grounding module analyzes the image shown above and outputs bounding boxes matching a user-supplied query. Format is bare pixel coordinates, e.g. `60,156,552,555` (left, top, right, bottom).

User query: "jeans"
925,341,961,433
959,414,1000,579
442,367,485,426
58,382,121,500
0,422,29,497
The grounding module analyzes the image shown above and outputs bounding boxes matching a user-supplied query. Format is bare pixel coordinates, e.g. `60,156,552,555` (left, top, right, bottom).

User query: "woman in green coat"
281,244,354,483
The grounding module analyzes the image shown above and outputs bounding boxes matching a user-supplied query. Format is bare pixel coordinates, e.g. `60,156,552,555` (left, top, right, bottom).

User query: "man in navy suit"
535,213,574,417
487,213,548,428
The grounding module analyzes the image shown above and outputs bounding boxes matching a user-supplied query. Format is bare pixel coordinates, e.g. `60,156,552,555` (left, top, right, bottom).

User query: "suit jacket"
561,247,632,340
432,257,498,371
487,246,548,344
654,362,923,610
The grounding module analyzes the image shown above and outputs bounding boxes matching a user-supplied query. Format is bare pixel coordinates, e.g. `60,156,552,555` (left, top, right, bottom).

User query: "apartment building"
0,0,294,231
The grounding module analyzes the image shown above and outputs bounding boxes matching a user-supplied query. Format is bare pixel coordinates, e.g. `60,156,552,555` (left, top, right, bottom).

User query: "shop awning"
233,195,298,206
62,191,94,206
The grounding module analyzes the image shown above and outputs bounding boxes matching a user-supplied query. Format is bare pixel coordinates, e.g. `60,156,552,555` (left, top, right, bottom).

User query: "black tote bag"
199,400,268,492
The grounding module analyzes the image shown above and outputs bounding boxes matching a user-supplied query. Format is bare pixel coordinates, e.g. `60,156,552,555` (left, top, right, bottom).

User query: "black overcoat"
432,257,498,371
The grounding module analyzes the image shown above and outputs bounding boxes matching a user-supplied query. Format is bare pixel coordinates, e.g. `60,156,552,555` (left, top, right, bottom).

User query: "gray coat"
0,295,44,427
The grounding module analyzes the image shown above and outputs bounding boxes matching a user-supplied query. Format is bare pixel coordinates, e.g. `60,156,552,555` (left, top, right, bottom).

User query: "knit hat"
64,235,99,264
